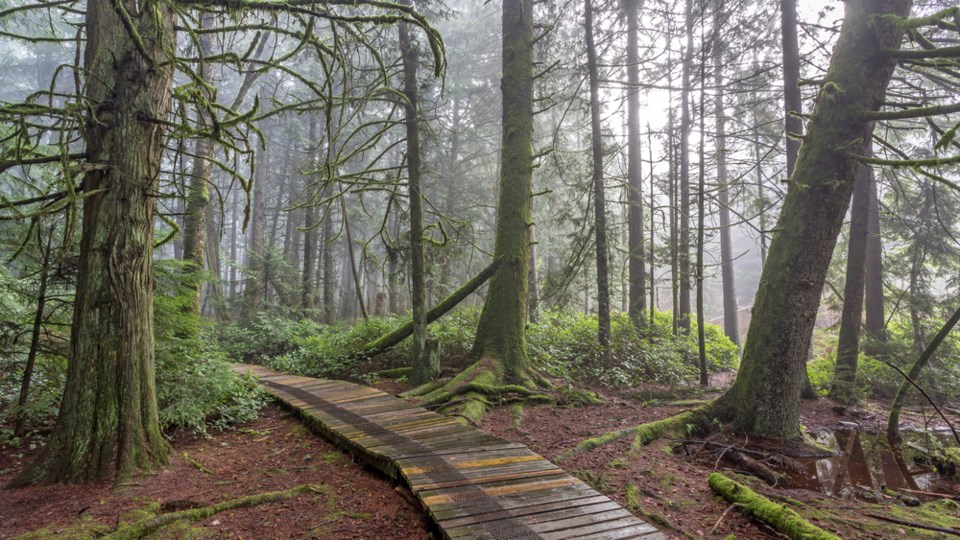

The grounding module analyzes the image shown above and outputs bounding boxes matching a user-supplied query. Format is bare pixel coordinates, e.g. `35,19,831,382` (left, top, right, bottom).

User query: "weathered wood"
237,364,664,539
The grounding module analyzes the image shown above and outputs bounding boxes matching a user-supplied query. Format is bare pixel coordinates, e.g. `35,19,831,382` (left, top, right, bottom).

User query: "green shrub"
153,260,269,434
528,309,737,386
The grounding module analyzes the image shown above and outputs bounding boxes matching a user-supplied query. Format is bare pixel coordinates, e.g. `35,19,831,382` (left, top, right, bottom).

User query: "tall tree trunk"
340,191,368,320
229,186,240,300
696,27,708,387
831,155,873,404
243,119,269,320
713,0,911,440
15,234,52,438
677,0,694,333
780,0,803,179
585,0,611,348
864,166,886,346
302,117,319,311
13,0,175,485
625,0,646,327
400,17,434,384
648,128,657,326
528,225,540,324
470,0,534,381
181,12,214,318
322,198,335,323
714,45,740,347
780,0,817,400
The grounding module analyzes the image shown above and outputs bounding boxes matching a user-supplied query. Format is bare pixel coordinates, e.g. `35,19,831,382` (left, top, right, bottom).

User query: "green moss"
708,473,840,540
13,517,111,540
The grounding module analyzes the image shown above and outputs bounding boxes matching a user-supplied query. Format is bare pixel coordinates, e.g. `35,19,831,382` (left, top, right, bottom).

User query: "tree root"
407,358,552,424
102,484,327,540
708,473,840,540
557,408,705,462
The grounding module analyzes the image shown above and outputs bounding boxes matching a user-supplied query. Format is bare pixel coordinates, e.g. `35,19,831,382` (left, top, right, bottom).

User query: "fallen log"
104,484,326,540
355,259,500,359
708,472,840,540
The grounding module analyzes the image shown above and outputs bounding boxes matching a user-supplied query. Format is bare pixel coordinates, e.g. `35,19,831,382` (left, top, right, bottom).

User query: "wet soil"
0,405,429,539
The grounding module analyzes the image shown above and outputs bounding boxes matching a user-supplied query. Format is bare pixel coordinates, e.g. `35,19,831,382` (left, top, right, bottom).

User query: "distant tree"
624,0,646,328
585,0,611,348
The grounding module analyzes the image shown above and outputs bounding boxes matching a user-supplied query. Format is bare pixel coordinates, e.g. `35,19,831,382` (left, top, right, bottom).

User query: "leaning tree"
562,0,960,452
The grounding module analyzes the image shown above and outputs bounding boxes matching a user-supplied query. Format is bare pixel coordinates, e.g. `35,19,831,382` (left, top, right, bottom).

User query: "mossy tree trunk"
243,114,269,321
181,12,214,320
12,0,175,486
713,0,911,440
781,0,818,400
585,0,611,348
412,1,545,419
831,150,873,404
625,0,646,328
463,0,535,388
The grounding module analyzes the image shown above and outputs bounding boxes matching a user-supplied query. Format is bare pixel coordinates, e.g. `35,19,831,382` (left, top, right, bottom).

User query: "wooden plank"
239,364,662,540
445,502,628,538
438,494,611,529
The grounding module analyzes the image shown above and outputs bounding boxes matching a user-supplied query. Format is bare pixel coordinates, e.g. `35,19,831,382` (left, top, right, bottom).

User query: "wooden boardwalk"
235,364,664,540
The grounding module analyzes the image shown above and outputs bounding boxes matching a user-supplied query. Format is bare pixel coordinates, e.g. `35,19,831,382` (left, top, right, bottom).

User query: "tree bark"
585,0,611,348
677,0,694,333
14,234,52,438
713,0,911,440
181,12,214,318
714,45,740,347
469,0,534,382
13,0,175,485
864,166,886,345
780,0,803,179
302,116,319,311
400,16,433,384
831,152,873,404
243,117,269,320
625,0,646,327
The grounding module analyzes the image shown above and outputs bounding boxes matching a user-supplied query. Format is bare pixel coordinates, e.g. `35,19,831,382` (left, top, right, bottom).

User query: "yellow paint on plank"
402,453,544,475
420,476,577,506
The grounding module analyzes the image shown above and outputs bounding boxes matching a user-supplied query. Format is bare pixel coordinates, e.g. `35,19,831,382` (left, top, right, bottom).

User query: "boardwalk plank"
236,364,662,539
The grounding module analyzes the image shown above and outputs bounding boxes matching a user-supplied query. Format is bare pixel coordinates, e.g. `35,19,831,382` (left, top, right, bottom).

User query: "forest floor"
0,405,429,539
476,373,960,539
383,371,960,540
3,376,959,540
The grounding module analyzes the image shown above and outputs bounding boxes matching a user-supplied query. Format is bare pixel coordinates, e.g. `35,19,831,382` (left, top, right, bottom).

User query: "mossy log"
103,484,325,540
557,409,703,462
356,260,500,359
708,473,839,540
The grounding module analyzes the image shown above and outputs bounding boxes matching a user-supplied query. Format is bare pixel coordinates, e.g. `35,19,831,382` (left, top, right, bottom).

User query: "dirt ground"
3,376,959,540
0,405,430,539
472,375,960,540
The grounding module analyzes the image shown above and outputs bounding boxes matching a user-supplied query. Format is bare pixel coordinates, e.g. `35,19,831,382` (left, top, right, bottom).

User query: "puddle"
781,427,958,500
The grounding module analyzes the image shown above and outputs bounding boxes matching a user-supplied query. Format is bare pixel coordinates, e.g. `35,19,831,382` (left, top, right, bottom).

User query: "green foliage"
529,309,737,386
153,260,269,434
808,313,960,403
224,306,737,389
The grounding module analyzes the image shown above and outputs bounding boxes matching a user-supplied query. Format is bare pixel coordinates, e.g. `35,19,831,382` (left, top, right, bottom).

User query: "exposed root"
410,358,552,424
708,472,840,540
557,408,707,462
102,484,327,540
398,377,449,398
